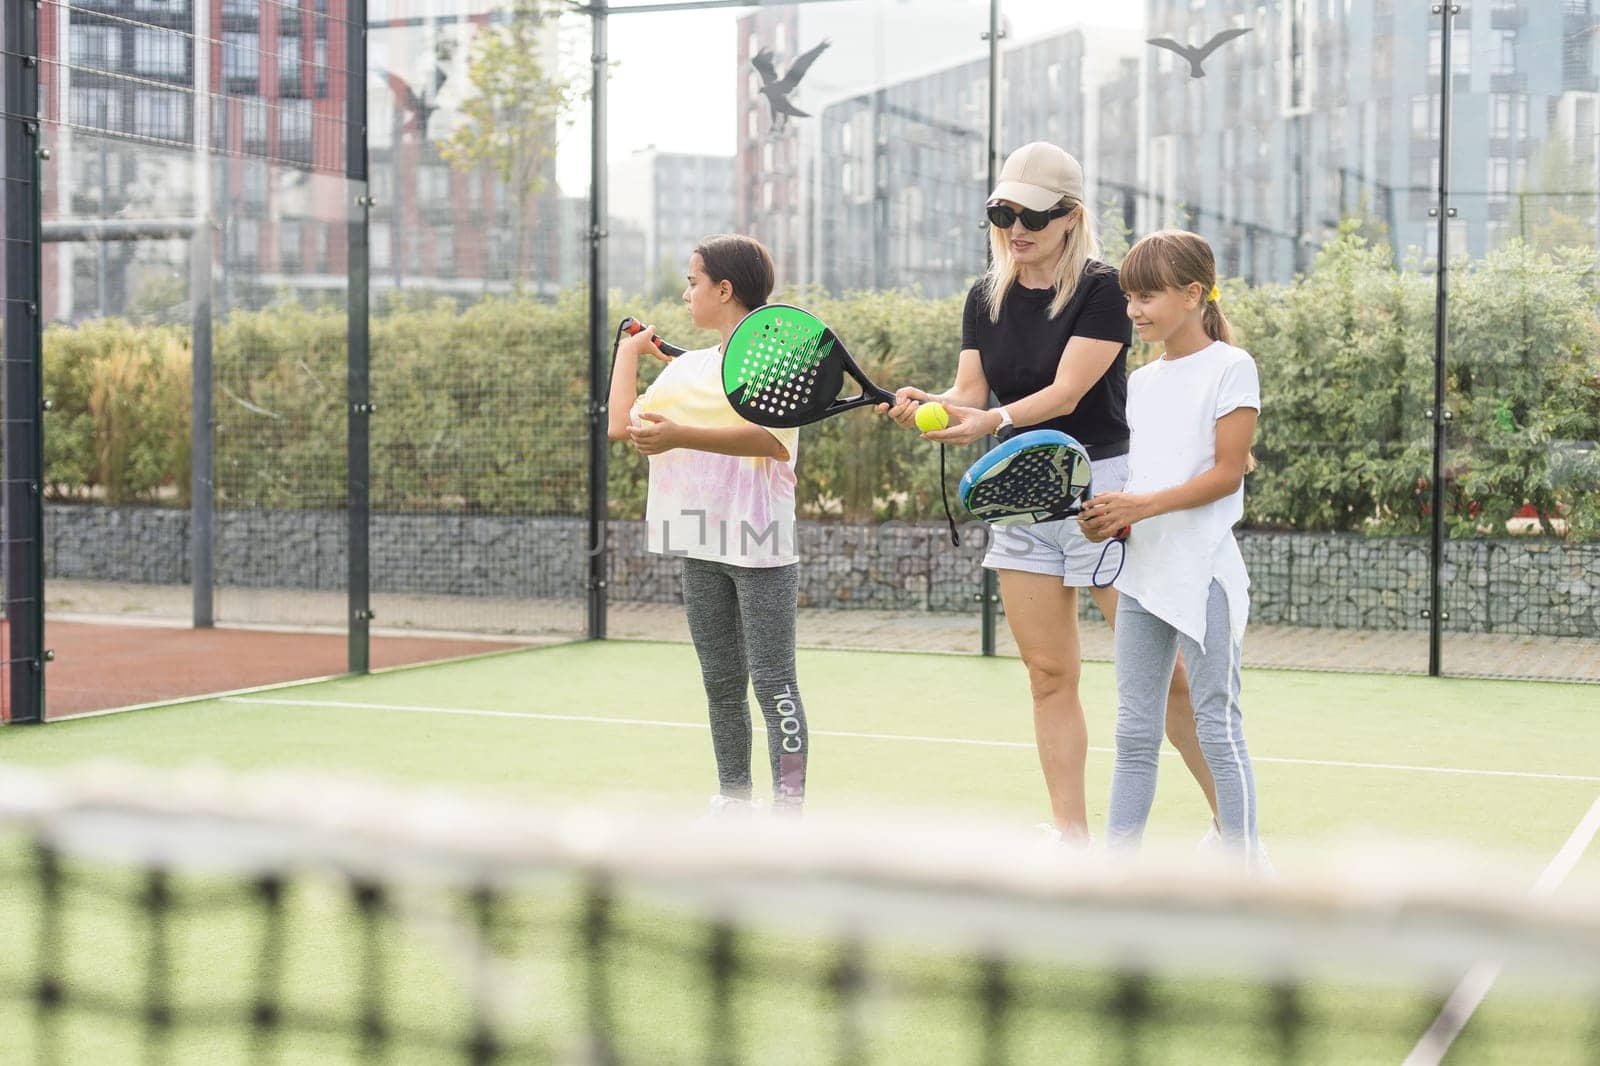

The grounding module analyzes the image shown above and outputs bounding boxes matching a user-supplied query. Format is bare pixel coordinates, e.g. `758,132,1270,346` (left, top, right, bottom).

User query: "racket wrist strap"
939,444,960,547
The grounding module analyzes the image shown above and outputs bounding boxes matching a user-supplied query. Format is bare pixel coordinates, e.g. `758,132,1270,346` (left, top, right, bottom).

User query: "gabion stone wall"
45,505,1600,638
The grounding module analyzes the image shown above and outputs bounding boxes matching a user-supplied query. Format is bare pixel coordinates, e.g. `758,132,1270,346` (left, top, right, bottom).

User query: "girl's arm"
923,336,1121,445
630,416,790,461
1078,407,1257,539
606,329,661,442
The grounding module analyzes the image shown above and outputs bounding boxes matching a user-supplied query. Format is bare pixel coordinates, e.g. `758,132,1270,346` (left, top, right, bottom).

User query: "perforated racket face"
723,306,844,427
963,443,1092,525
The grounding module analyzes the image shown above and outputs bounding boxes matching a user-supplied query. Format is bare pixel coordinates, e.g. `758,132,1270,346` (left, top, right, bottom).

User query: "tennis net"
1,763,1596,1065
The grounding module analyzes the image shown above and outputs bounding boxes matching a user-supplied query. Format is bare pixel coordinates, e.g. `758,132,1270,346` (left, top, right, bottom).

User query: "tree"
438,0,578,288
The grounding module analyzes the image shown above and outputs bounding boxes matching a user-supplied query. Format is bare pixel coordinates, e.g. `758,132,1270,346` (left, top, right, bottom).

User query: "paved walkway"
44,580,1600,683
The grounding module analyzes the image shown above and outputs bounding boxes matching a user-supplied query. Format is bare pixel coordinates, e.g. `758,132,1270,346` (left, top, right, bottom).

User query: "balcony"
1491,5,1526,29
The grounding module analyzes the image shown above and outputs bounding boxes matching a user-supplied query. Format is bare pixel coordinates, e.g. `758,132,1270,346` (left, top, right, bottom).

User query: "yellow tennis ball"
915,402,950,432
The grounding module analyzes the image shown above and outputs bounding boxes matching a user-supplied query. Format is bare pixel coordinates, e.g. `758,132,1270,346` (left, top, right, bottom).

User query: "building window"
419,164,450,204
279,220,304,272
1411,95,1438,138
242,96,269,149
233,218,261,266
371,226,392,269
133,28,186,77
279,35,302,94
1286,0,1310,112
242,159,268,206
1491,94,1511,137
314,37,330,96
70,27,120,70
134,88,187,140
435,230,455,276
70,87,117,131
280,99,313,157
1488,157,1510,202
223,31,260,83
1493,30,1516,76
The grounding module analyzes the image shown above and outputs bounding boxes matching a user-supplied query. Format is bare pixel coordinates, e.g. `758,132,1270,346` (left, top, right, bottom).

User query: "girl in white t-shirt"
1079,230,1261,863
606,235,808,814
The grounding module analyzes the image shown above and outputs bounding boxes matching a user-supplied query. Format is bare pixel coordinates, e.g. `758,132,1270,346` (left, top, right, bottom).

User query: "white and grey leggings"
1108,580,1259,857
680,557,807,810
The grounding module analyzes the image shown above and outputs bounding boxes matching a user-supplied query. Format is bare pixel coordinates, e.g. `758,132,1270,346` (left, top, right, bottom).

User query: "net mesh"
1,763,1598,1065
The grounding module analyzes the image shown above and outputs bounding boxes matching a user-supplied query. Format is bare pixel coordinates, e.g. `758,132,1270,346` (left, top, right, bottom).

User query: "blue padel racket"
959,430,1094,525
721,304,895,428
959,430,1126,586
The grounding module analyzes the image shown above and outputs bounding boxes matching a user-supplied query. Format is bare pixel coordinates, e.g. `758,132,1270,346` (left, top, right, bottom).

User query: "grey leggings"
681,557,807,809
1108,580,1258,857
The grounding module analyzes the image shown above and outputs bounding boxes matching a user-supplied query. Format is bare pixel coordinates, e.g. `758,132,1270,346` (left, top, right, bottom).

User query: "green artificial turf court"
1,641,1597,1064
7,640,1597,863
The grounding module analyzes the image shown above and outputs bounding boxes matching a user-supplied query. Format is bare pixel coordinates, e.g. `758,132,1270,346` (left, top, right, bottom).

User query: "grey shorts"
980,454,1130,587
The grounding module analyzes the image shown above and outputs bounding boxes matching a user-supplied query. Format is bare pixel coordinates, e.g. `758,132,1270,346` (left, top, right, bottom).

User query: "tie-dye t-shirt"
631,345,800,567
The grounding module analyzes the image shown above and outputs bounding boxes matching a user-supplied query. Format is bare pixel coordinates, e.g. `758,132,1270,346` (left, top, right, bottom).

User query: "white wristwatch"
993,406,1013,433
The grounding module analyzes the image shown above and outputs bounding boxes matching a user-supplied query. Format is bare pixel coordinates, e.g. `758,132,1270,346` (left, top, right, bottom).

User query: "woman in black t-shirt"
882,142,1219,847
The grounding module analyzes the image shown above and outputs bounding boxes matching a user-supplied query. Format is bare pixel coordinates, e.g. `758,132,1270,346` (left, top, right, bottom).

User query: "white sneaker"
698,794,754,822
1250,838,1276,879
1034,823,1093,851
1199,822,1276,877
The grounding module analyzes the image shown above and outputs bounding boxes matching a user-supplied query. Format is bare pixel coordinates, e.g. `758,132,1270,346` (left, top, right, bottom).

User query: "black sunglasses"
986,201,1072,231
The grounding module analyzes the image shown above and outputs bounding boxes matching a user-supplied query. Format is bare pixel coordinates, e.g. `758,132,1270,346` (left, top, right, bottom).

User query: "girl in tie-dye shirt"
606,235,808,814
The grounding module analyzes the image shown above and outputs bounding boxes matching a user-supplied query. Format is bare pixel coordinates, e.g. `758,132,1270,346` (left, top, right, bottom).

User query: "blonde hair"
1118,229,1233,345
981,199,1099,323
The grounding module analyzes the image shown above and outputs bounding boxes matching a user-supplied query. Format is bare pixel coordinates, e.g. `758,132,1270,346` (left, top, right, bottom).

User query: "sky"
553,1,1146,193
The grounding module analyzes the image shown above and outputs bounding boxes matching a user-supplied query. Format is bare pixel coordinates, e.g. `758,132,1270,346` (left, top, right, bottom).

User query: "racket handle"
620,317,687,360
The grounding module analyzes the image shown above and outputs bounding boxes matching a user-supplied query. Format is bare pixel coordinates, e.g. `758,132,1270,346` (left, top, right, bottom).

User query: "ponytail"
1202,297,1233,345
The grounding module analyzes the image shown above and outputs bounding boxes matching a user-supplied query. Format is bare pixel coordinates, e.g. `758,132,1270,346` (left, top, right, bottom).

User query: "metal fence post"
348,0,373,672
2,0,47,723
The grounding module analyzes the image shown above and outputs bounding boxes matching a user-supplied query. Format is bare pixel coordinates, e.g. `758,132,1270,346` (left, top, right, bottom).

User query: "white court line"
1403,793,1600,1066
221,697,1600,784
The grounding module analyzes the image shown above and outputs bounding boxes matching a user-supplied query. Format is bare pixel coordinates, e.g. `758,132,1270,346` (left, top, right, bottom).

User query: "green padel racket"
721,304,895,428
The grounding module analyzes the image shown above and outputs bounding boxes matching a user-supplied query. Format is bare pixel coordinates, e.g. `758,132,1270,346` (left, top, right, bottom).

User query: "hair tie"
1207,285,1221,304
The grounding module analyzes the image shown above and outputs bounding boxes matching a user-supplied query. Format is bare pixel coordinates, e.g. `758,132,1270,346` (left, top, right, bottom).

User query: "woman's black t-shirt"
960,260,1132,452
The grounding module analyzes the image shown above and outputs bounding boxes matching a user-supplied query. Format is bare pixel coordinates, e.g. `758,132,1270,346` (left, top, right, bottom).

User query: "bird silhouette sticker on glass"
1146,28,1251,78
751,39,831,132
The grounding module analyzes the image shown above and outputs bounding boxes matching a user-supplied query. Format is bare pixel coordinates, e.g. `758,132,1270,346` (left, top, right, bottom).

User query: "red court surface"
2,620,531,720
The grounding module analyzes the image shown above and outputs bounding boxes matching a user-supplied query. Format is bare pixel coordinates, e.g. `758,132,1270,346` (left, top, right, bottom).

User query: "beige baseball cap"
988,142,1085,211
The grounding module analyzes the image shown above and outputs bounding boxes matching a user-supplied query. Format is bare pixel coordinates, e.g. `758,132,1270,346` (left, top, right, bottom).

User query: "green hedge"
33,231,1600,537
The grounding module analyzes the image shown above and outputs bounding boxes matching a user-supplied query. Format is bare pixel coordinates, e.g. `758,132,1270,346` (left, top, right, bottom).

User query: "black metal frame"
1427,2,1458,677
0,0,1492,724
3,0,46,724
586,0,610,640
979,0,1003,656
349,0,373,673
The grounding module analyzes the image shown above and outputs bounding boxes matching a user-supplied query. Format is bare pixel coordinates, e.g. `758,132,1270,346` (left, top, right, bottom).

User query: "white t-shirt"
631,346,800,567
1113,340,1260,646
